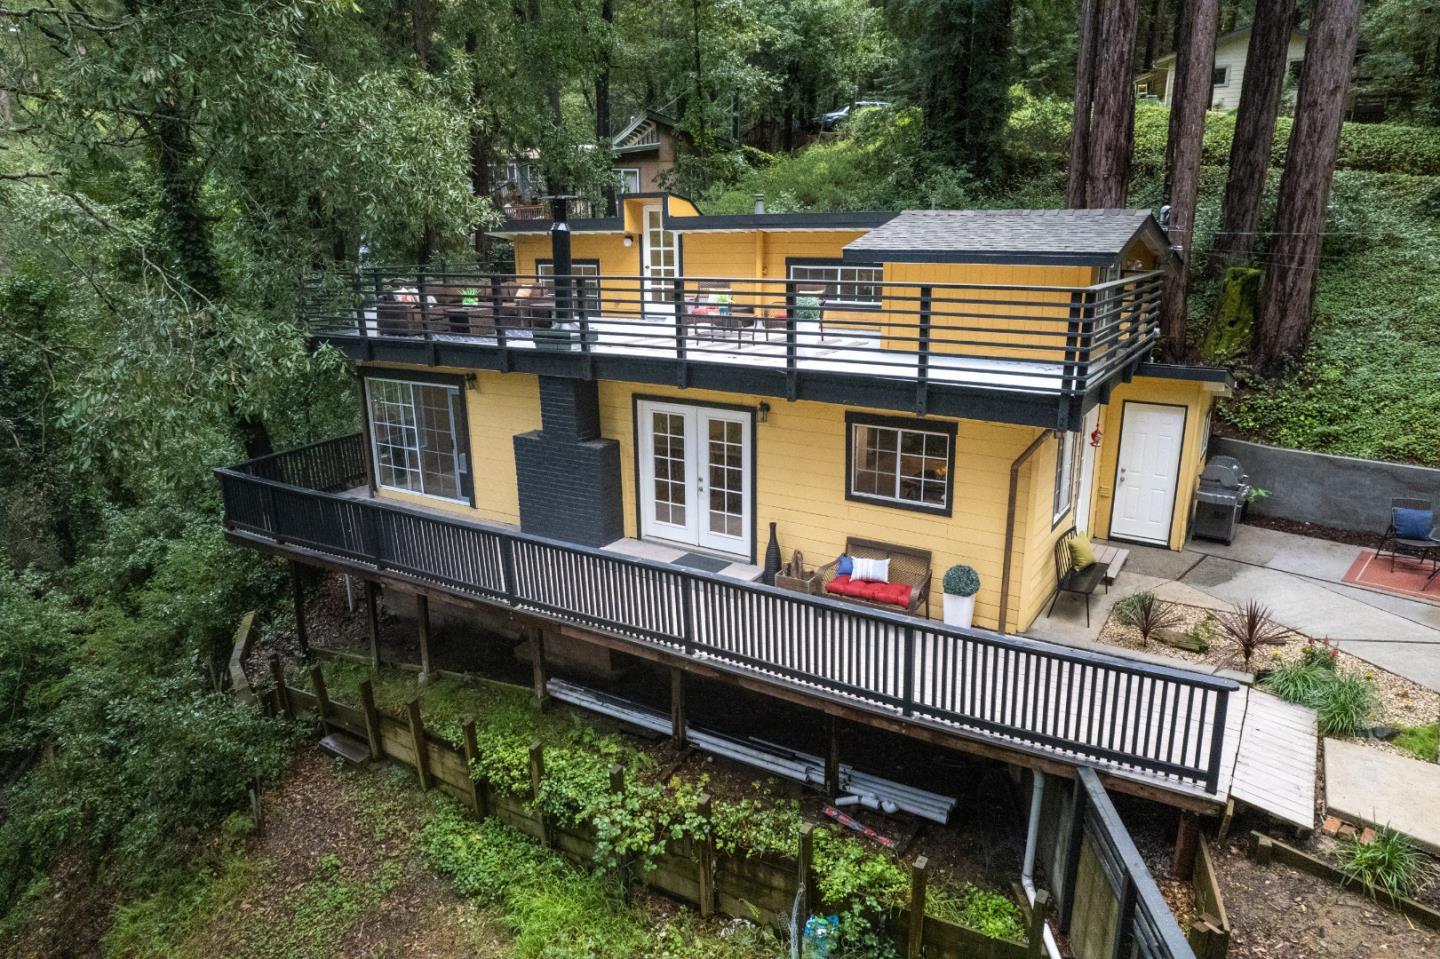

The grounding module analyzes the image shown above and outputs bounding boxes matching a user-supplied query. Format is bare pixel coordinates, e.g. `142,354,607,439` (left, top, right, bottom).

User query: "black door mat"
673,552,731,573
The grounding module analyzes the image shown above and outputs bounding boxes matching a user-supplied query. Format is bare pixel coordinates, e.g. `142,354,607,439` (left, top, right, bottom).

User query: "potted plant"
942,565,980,628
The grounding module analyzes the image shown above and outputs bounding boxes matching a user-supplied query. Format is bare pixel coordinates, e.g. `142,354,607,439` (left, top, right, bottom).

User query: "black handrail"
215,435,1235,794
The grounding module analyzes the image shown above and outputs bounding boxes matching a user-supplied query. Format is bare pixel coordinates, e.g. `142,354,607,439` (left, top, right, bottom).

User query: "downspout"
997,429,1050,634
1022,774,1064,959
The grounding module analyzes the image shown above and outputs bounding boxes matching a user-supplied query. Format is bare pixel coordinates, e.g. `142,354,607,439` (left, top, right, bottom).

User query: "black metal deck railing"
218,435,1235,794
299,269,1162,423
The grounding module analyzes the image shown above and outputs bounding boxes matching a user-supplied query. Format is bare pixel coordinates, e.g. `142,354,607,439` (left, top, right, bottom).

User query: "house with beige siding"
1142,26,1307,112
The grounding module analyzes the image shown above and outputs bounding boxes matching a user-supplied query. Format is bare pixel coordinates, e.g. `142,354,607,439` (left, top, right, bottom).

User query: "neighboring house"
609,111,683,196
1143,26,1308,112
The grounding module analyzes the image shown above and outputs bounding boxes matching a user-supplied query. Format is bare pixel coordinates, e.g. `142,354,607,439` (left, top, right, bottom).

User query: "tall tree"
1084,0,1140,206
1253,0,1364,373
1158,0,1219,359
1066,0,1100,207
597,0,616,214
1208,0,1299,276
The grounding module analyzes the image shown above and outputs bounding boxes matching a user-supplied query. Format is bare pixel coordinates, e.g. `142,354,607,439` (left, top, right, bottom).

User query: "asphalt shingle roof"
842,208,1165,264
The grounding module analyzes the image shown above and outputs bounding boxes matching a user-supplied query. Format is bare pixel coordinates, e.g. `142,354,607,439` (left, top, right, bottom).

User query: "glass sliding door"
365,377,470,503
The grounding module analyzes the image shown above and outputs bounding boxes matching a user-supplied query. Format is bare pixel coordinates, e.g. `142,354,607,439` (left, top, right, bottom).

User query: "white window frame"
365,377,468,504
616,167,641,195
848,418,953,512
787,263,884,308
1053,430,1080,526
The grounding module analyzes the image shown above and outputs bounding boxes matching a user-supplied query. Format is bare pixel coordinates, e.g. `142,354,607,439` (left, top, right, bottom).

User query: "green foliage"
1392,724,1439,764
1111,592,1183,646
1314,675,1379,738
927,882,1026,942
1261,639,1377,737
1339,825,1424,904
942,565,980,597
1260,661,1337,709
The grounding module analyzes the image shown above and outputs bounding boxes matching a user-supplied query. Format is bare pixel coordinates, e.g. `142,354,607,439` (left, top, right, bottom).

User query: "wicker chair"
1376,497,1440,572
1047,527,1107,627
817,537,932,617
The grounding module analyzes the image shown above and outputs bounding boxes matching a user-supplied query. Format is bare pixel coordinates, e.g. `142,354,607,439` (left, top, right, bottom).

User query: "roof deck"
302,268,1163,430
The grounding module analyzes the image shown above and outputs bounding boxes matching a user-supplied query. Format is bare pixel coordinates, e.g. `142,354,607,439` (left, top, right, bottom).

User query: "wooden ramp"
1226,688,1317,830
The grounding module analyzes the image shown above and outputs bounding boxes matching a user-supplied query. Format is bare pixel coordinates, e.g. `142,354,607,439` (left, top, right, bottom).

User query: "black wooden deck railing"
299,268,1163,402
217,435,1235,794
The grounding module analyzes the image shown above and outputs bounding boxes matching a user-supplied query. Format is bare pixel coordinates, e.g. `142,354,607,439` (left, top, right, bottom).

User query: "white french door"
637,400,752,558
1110,402,1185,546
640,203,677,315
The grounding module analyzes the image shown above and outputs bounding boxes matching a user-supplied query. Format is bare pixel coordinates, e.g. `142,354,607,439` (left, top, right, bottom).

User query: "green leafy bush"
1314,675,1378,737
928,883,1026,941
1340,825,1423,903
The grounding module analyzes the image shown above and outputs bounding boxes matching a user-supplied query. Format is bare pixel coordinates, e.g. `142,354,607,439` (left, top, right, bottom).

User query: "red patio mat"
1342,549,1440,604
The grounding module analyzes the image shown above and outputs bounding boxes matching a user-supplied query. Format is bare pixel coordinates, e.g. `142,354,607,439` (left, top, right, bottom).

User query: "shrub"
1260,662,1334,708
1314,675,1378,737
928,883,1026,941
1111,592,1182,646
1340,825,1423,903
1217,600,1291,669
943,565,980,597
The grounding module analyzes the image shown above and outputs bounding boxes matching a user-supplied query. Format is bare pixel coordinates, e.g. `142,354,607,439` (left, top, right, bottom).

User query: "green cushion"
1068,533,1096,570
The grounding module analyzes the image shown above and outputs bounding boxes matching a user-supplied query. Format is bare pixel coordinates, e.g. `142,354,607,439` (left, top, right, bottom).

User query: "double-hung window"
788,262,883,308
366,377,469,503
846,413,955,513
1053,430,1079,525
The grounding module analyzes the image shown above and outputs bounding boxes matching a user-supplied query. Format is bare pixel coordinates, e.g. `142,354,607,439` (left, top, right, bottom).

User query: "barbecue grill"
1193,455,1252,544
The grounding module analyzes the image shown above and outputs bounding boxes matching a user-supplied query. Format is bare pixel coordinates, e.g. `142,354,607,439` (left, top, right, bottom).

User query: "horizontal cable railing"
216,435,1233,793
299,268,1163,397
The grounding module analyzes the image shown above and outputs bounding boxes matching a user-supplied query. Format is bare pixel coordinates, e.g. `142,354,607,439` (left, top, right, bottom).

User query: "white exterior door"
1075,406,1100,533
1110,402,1185,546
637,400,752,558
640,204,677,315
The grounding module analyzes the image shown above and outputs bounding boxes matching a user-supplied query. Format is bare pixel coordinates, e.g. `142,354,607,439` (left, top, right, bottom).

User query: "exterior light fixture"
757,401,770,423
623,234,634,247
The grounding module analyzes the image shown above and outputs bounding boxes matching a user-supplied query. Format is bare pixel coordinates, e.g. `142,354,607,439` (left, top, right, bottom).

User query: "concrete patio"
1026,524,1440,693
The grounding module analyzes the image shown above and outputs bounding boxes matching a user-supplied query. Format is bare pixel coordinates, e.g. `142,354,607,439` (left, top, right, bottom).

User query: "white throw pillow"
851,557,891,583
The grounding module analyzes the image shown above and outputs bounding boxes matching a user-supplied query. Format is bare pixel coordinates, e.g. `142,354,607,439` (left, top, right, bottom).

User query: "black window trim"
785,256,885,312
844,411,957,516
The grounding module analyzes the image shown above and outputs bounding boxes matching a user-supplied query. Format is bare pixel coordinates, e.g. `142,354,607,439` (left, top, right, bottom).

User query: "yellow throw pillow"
1068,533,1096,570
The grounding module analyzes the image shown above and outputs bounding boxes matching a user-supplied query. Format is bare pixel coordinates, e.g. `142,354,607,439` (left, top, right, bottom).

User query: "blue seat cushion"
1394,507,1435,540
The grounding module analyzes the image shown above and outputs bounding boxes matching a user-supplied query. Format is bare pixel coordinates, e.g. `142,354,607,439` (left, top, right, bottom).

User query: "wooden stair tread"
319,732,372,766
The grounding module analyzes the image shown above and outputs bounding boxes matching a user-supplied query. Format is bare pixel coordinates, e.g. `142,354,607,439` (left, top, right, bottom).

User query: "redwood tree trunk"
596,0,615,214
1208,0,1298,276
1158,0,1219,360
1085,0,1140,207
1066,0,1100,208
1253,0,1363,374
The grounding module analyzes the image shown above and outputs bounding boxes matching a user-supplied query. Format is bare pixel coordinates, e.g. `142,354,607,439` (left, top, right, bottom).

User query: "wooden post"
1027,889,1051,959
290,561,311,661
268,655,293,720
670,668,687,748
530,629,550,708
1254,834,1274,866
359,680,382,760
697,793,716,917
462,719,487,818
1216,797,1236,843
825,716,841,797
310,665,331,735
364,580,382,669
610,764,632,902
407,698,431,790
907,855,928,959
798,823,817,917
1172,812,1201,880
416,594,433,686
529,740,552,847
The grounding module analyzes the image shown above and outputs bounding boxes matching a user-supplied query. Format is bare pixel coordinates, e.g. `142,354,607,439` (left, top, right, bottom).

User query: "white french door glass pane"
706,418,745,539
651,410,688,527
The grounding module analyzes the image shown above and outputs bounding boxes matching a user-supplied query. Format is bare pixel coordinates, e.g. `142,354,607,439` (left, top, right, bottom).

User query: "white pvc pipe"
1022,773,1064,959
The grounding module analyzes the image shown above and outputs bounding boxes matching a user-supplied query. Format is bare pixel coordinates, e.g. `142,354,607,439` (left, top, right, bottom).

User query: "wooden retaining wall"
1187,835,1231,959
263,661,1036,959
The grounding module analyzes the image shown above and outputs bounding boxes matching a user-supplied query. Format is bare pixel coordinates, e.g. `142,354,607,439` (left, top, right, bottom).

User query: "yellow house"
313,193,1229,634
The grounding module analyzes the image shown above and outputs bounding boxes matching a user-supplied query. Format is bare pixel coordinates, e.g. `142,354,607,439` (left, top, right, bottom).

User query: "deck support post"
825,716,842,797
907,855,928,959
416,594,433,685
364,580,382,669
359,680,382,759
670,668,687,748
530,629,550,708
407,698,431,790
290,561,311,661
1171,812,1200,880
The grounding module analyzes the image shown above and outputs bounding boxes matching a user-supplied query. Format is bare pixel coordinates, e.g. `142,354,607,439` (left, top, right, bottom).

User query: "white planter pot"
943,593,976,629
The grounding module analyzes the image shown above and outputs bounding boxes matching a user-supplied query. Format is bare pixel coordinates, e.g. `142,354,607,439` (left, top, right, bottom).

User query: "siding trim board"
842,411,959,517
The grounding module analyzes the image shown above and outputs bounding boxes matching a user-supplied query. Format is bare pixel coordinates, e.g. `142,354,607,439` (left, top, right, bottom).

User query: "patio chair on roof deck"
1376,497,1440,572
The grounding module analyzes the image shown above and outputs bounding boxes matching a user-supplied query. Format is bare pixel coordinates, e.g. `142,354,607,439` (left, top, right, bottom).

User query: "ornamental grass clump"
1217,600,1291,669
1340,825,1423,904
1314,674,1378,737
1110,592,1182,646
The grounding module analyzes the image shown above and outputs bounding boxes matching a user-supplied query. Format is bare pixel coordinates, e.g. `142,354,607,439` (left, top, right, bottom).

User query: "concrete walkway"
1325,738,1440,854
1027,525,1440,692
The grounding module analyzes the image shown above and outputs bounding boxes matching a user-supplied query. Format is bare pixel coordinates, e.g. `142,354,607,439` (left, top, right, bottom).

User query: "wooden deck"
1224,688,1317,829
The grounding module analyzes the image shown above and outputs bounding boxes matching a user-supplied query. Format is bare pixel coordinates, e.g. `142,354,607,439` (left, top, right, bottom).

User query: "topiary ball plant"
943,565,980,597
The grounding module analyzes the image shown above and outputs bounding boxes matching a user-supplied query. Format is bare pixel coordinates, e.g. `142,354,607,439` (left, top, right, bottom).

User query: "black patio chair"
1047,527,1107,627
1376,497,1440,572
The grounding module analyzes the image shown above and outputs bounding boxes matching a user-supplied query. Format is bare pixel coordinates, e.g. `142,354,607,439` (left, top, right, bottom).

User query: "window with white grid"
1053,430,1080,525
849,418,952,510
366,378,465,502
788,263,883,307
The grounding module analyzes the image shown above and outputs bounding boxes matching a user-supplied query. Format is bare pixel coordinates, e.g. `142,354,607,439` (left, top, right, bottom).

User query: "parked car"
818,100,891,131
